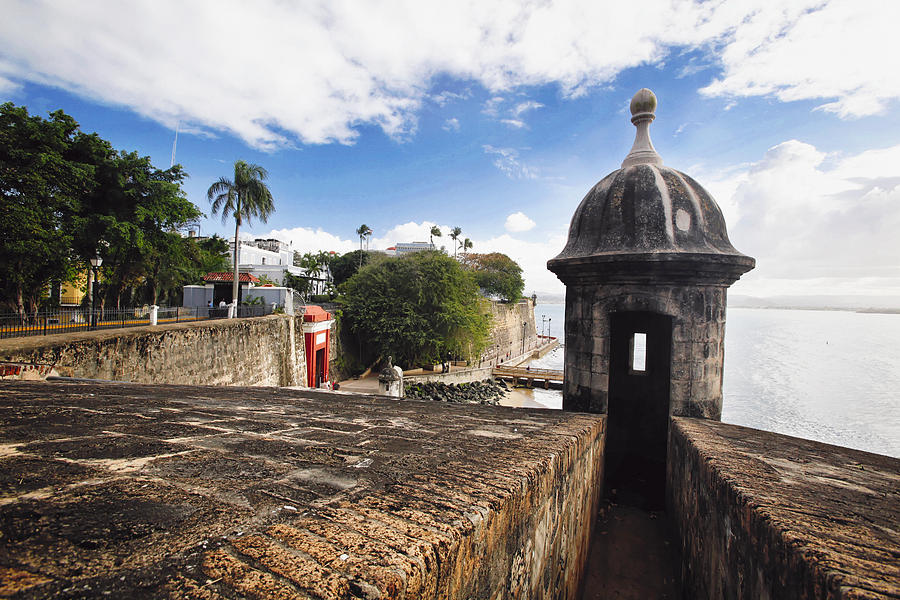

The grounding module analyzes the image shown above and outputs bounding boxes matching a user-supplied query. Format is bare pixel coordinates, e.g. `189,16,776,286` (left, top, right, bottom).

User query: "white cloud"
262,226,357,254
483,145,537,179
262,219,566,293
505,211,536,232
481,96,506,117
700,1,900,118
430,90,470,106
500,118,526,129
0,73,20,95
512,100,543,117
2,1,889,148
442,117,460,132
371,221,443,250
471,232,567,295
712,140,900,297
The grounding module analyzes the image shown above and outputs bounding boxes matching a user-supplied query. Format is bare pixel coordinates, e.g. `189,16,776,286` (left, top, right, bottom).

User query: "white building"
394,242,434,255
227,238,303,285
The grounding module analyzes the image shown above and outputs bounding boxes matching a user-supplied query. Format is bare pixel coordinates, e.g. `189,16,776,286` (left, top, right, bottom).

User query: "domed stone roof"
548,89,754,285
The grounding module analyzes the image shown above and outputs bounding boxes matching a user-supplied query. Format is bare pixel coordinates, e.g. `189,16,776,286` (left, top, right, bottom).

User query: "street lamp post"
548,317,551,339
89,254,103,330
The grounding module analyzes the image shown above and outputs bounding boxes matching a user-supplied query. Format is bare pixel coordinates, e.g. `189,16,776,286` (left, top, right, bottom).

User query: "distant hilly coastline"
728,295,900,314
533,291,565,305
533,291,900,314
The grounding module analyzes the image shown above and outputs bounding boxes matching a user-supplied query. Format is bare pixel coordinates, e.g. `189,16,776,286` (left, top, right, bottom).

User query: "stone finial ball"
630,88,657,116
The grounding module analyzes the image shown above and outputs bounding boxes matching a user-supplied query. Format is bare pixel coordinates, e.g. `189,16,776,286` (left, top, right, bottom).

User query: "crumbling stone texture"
487,298,539,361
0,381,605,599
668,417,900,599
0,315,306,387
563,283,727,417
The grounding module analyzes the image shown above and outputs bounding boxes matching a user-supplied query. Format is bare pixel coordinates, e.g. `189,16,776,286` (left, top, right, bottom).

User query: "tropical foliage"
208,160,275,303
0,103,212,315
449,226,462,257
461,252,525,303
341,250,491,369
329,249,370,286
429,225,441,248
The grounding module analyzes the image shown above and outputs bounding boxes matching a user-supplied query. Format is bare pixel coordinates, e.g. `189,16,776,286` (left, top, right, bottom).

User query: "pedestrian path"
580,503,681,599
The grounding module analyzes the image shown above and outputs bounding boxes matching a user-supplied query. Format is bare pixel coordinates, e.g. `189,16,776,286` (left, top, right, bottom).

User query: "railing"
288,289,307,316
0,304,273,340
493,365,564,381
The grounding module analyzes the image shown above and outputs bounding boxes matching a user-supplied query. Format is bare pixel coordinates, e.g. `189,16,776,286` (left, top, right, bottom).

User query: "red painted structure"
301,305,333,388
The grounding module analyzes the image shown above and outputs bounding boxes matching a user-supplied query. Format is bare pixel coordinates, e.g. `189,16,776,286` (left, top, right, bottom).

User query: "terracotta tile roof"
203,272,260,283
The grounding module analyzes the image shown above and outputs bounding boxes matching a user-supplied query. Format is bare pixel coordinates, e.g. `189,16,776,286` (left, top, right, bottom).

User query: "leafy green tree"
342,250,491,368
1,103,207,312
462,252,524,303
461,237,473,257
0,103,94,317
208,161,275,306
195,235,230,275
64,126,201,308
330,250,369,286
98,155,199,308
283,271,312,296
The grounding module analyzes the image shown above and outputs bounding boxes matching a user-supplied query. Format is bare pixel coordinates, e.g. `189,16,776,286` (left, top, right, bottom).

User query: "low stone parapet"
0,380,605,599
0,314,306,387
667,417,900,599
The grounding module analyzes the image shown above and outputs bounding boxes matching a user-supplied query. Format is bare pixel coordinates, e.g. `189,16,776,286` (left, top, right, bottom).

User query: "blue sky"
2,0,899,299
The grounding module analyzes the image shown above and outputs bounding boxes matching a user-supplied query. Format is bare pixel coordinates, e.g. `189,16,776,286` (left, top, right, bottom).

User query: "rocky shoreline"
404,379,508,405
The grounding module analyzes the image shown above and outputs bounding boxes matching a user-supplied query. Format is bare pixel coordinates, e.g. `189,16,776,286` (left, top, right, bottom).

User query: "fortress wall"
488,298,539,362
405,365,494,385
0,381,605,599
668,417,900,599
0,315,306,387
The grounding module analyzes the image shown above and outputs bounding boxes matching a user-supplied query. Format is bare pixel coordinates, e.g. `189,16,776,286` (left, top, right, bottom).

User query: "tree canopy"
0,102,217,314
341,250,491,369
461,252,525,303
0,103,92,316
329,249,370,286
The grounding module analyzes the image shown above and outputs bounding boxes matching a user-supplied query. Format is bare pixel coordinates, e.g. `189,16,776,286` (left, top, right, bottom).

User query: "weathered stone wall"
0,315,306,387
564,283,727,416
668,417,900,599
405,365,494,385
488,298,539,362
0,381,605,599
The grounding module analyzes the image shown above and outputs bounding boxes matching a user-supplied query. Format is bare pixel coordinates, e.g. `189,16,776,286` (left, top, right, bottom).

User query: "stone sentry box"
548,89,754,506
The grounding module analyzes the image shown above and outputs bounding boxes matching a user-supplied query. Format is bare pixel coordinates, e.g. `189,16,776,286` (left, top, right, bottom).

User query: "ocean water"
517,304,900,458
722,308,900,458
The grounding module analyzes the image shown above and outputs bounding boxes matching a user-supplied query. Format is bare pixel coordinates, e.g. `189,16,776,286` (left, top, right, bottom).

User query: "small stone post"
149,305,159,326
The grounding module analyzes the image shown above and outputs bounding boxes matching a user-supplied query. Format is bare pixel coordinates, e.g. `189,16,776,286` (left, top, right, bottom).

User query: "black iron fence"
0,304,271,340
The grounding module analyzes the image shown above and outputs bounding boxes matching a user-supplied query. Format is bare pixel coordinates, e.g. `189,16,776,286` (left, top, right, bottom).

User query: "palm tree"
356,224,372,267
315,250,331,282
207,160,274,311
430,225,442,249
461,237,473,257
450,226,462,258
